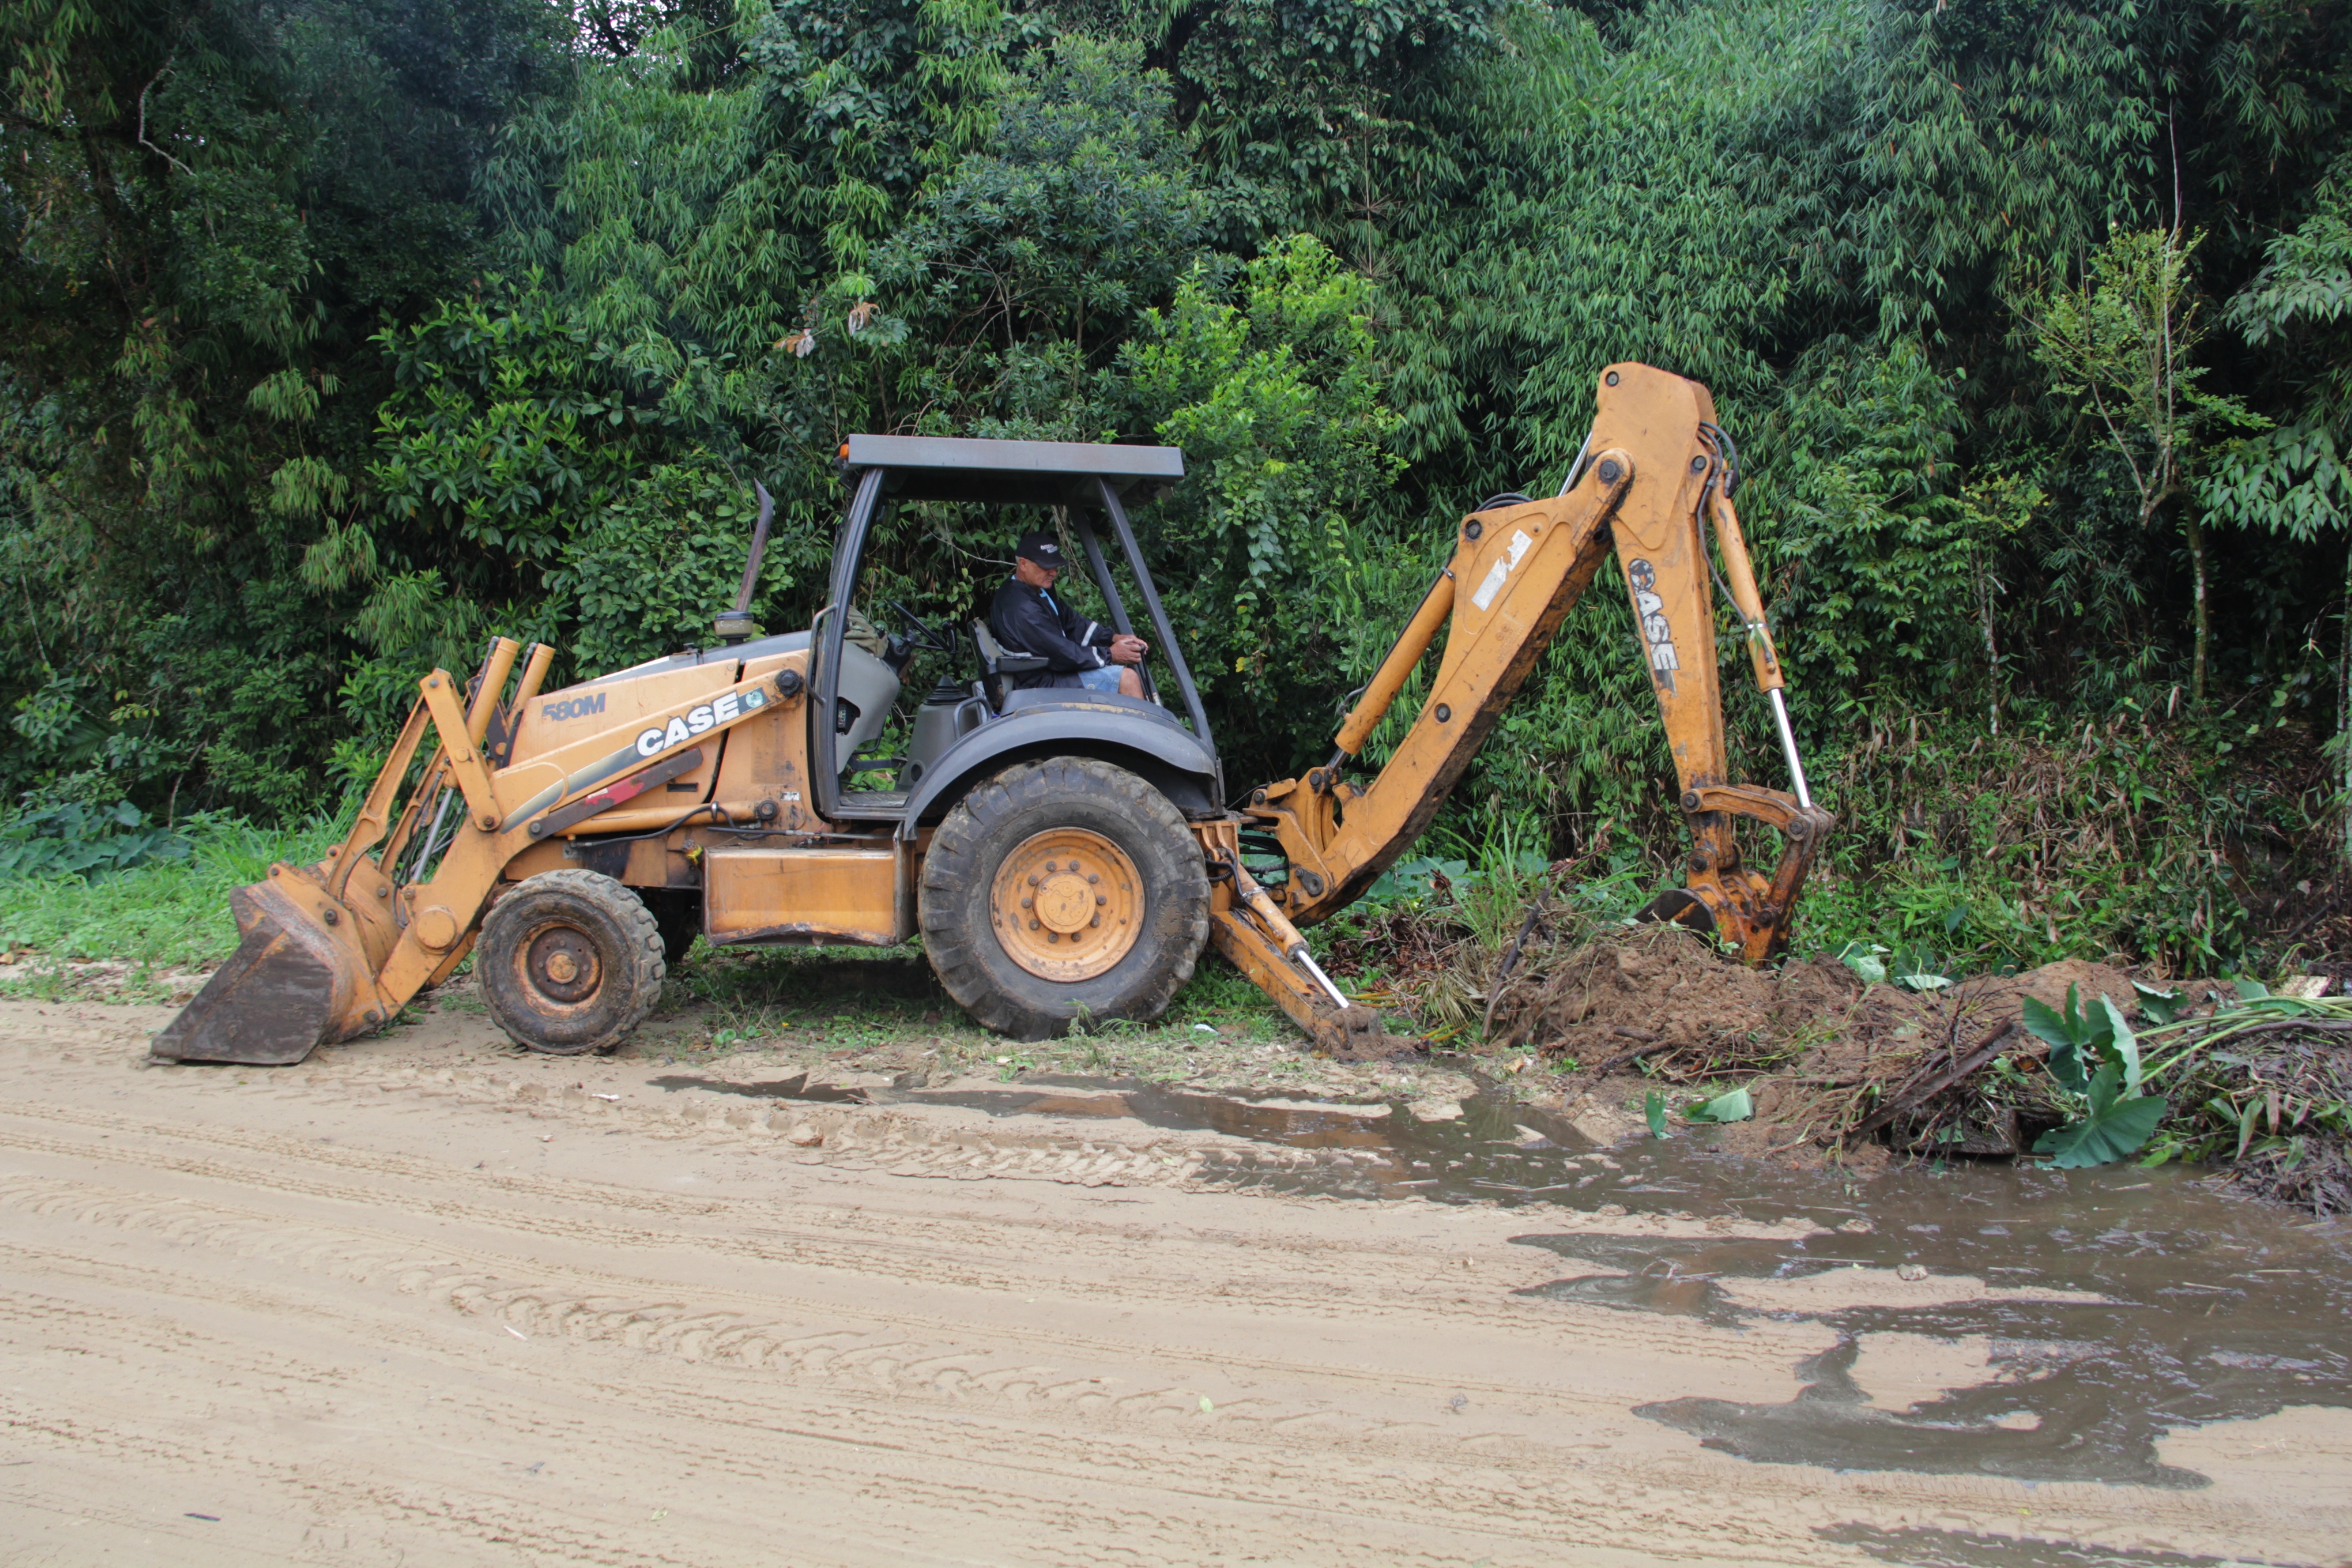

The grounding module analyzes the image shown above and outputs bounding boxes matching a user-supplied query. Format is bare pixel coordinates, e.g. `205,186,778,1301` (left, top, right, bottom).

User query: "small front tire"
478,870,665,1054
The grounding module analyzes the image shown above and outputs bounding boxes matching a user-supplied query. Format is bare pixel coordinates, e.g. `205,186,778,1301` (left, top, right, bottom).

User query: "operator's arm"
991,583,1110,673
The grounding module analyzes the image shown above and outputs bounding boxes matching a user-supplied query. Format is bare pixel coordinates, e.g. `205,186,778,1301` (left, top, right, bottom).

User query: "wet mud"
1817,1522,2298,1567
660,1066,2352,1499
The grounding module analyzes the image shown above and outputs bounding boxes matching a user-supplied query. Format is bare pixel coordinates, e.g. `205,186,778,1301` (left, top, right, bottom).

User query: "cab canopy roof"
843,434,1184,506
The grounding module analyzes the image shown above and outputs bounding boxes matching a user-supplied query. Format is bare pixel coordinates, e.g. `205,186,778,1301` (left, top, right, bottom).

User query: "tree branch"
137,65,193,178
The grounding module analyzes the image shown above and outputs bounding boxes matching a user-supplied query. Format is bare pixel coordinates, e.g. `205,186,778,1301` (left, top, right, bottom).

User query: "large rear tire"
478,870,666,1055
919,758,1208,1040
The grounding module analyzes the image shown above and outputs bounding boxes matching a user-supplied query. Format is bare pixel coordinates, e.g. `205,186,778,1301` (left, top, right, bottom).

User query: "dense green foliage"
8,0,2352,973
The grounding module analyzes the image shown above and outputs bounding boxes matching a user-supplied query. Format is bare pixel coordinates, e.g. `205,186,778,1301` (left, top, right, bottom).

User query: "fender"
896,700,1220,836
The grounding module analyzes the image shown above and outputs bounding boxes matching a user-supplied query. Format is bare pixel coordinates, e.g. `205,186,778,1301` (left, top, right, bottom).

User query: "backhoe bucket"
151,875,372,1066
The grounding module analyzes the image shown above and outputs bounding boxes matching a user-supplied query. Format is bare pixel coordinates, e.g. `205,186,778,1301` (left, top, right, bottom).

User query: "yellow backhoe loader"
154,363,1831,1066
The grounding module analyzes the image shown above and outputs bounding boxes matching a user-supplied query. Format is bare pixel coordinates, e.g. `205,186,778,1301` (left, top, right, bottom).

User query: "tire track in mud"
1,1007,2330,1567
0,1044,1838,1380
0,1060,1852,1563
0,1141,1820,1440
0,1145,1835,1409
1,1008,1544,1205
2,1224,1823,1567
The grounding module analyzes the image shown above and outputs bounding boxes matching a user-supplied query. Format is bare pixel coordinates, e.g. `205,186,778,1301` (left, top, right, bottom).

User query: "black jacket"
989,577,1113,689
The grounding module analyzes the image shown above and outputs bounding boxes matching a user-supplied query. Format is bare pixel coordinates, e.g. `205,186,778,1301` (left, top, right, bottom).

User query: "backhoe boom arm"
1240,362,1833,970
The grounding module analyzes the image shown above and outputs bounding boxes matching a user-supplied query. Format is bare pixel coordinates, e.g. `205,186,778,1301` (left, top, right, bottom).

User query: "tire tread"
919,758,1207,1039
477,870,666,1055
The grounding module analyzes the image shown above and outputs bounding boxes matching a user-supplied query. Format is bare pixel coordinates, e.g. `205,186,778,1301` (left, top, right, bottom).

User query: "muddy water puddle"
660,1069,2351,1513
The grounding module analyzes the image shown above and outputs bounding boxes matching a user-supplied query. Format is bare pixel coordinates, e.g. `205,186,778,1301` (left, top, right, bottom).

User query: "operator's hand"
1109,633,1149,666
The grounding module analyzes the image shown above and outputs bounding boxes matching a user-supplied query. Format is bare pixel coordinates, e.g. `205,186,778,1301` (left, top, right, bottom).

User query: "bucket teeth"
150,879,361,1066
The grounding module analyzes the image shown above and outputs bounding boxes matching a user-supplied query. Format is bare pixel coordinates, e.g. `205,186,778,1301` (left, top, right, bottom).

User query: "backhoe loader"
154,362,1831,1066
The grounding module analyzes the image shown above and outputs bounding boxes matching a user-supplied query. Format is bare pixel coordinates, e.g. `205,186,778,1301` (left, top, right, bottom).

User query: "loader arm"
153,648,808,1066
1218,363,1833,1046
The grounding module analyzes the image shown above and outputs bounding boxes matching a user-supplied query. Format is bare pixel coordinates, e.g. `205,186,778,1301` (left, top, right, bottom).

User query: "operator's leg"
1117,667,1145,698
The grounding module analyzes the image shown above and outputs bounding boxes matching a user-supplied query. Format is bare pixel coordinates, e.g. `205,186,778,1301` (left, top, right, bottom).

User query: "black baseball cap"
1015,530,1067,570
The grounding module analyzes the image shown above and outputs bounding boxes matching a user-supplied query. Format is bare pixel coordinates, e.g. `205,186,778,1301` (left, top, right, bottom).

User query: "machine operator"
989,530,1149,698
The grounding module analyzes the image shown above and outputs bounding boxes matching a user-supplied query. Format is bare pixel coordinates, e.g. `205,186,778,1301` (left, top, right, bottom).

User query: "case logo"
634,687,764,757
1627,559,1679,693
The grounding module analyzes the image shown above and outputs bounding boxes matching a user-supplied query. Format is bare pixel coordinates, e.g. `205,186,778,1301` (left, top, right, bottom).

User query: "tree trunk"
2185,510,2210,706
2341,535,2352,864
1976,551,2001,736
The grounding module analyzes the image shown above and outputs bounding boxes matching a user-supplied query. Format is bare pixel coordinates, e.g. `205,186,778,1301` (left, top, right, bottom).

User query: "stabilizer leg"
1201,838,1401,1058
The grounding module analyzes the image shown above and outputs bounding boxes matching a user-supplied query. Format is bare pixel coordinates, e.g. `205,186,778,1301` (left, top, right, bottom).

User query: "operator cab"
805,435,1222,830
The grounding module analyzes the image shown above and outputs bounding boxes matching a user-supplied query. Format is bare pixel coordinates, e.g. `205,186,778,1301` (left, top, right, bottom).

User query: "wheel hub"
990,828,1142,982
525,926,601,1004
1034,869,1094,933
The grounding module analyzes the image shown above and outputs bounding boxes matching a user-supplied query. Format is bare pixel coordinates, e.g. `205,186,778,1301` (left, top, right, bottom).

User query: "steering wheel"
887,599,956,656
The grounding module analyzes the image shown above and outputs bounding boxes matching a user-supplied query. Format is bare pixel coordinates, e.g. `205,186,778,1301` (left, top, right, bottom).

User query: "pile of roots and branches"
1322,902,1495,1043
1484,921,2352,1213
2134,1010,2352,1216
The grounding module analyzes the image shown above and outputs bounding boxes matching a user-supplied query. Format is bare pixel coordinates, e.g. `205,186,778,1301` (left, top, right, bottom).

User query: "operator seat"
969,619,1047,710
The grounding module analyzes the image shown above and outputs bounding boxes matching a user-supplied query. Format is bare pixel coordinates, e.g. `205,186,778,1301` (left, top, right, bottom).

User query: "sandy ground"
3,999,2347,1567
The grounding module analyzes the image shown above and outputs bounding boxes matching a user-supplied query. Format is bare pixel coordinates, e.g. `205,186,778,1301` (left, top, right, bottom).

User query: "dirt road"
3,1000,2347,1567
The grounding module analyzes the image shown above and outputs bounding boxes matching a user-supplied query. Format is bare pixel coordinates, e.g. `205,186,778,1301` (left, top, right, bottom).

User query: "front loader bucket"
152,876,370,1066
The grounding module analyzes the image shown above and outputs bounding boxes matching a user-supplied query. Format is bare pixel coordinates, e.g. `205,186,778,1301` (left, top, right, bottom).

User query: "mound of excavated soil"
1490,926,1901,1064
1946,960,2160,1021
1487,926,2159,1152
1491,927,2150,1062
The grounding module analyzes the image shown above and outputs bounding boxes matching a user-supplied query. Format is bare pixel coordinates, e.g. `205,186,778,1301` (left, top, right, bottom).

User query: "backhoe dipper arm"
1241,362,1833,965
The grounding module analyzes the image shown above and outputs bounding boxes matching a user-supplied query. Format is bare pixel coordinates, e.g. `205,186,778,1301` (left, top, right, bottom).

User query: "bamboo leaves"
2010,228,2262,705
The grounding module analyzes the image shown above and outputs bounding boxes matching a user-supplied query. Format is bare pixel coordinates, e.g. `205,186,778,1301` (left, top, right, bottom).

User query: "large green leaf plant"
2021,983,2170,1168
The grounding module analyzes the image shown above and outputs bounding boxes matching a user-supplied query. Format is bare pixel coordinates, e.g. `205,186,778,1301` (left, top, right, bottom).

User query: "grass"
0,815,339,973
634,937,1303,1078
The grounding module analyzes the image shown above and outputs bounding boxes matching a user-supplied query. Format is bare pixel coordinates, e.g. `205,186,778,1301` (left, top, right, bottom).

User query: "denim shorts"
1076,665,1124,694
